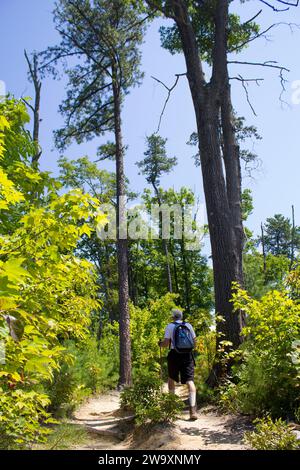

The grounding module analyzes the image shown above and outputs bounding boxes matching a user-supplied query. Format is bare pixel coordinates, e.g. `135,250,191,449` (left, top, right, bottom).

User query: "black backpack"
173,322,194,354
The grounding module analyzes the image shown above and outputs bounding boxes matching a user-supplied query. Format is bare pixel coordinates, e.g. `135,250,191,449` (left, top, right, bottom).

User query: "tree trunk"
162,239,173,293
24,51,42,168
112,77,132,387
169,241,179,293
170,0,244,385
152,183,173,292
180,215,191,315
261,223,267,278
290,205,295,270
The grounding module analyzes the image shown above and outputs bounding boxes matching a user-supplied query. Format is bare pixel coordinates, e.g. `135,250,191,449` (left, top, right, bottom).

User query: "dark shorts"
167,349,194,384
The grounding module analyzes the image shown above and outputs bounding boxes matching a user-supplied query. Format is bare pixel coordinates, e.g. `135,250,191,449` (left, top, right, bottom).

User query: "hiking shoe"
189,406,198,421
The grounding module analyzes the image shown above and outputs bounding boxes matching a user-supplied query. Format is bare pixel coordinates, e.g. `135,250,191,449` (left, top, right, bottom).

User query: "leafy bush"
224,285,300,417
45,331,119,418
245,416,300,450
46,360,78,418
0,98,106,448
0,389,54,449
121,374,183,426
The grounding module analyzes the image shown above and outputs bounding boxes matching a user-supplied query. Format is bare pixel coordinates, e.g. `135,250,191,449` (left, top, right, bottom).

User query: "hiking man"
158,308,198,421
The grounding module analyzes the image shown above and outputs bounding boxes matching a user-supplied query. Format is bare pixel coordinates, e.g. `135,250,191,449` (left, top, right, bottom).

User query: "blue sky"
1,0,300,247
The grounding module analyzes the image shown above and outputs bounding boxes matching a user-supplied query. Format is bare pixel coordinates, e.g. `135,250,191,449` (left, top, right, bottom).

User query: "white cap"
171,309,183,320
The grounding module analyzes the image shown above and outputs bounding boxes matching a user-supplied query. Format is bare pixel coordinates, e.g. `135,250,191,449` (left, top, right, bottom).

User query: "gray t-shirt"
164,320,196,349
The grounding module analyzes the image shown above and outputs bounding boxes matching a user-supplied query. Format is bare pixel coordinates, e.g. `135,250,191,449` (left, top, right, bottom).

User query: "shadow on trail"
179,415,253,446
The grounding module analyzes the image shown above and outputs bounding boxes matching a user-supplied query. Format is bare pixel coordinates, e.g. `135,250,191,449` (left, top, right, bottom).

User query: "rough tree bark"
112,74,132,387
164,0,245,384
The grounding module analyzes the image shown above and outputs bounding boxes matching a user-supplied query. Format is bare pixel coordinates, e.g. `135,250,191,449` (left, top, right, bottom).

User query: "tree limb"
259,0,299,11
231,22,300,52
243,10,263,25
228,60,290,105
151,73,187,133
21,97,35,113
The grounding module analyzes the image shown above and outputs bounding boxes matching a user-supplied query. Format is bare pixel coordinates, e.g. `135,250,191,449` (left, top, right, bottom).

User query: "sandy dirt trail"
69,387,252,450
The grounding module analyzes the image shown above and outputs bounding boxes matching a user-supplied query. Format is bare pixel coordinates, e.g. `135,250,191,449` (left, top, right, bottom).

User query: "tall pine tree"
41,0,146,386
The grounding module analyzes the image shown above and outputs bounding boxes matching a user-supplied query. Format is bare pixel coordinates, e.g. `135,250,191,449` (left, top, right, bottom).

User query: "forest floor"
67,386,254,450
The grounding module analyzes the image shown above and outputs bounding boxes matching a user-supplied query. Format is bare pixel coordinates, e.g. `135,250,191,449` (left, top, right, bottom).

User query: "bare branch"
227,60,289,73
151,73,187,133
24,50,35,80
228,60,290,106
259,0,290,11
241,79,258,116
259,0,299,11
243,10,263,25
276,0,299,4
229,77,264,84
21,97,35,113
231,22,300,52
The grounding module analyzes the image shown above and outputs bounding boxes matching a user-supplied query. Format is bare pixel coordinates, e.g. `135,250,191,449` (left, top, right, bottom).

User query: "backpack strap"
172,321,180,349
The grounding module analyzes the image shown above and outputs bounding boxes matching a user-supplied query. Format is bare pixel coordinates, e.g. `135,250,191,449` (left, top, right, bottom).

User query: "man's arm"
159,338,170,348
159,324,172,348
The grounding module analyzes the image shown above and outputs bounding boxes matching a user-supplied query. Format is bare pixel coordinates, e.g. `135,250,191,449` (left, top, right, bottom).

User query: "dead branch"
151,73,187,133
243,10,263,25
241,80,258,116
231,22,300,52
259,0,299,12
229,77,264,84
21,97,35,113
24,50,42,166
228,60,290,105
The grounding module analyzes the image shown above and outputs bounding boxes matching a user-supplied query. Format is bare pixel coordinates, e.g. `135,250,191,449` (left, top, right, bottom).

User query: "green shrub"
121,374,183,426
245,416,300,450
130,293,180,378
0,389,54,449
46,361,78,418
193,329,216,389
45,330,119,418
226,286,300,417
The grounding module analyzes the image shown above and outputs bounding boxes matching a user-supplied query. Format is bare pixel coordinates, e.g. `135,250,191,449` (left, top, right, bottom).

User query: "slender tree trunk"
162,240,173,293
169,241,179,293
181,239,191,315
24,51,42,168
181,212,191,315
112,77,132,387
152,183,173,292
290,205,295,270
261,223,267,278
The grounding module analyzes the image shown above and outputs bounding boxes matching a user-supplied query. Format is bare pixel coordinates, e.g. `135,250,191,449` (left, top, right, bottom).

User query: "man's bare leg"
168,378,176,394
187,380,198,420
